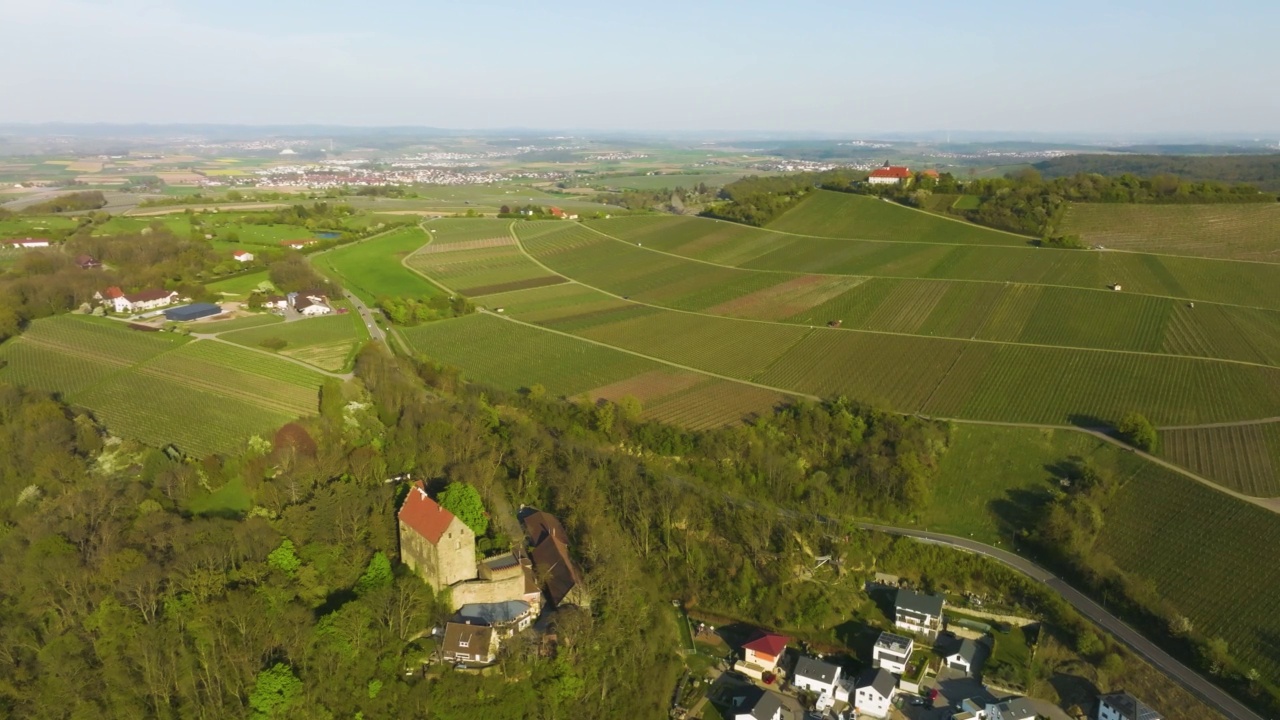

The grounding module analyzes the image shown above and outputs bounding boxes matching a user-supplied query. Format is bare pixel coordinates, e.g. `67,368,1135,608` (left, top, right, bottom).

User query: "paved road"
342,289,385,342
854,523,1262,720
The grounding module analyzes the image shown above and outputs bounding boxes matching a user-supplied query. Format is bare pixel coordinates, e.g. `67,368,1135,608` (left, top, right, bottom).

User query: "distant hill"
1035,153,1280,190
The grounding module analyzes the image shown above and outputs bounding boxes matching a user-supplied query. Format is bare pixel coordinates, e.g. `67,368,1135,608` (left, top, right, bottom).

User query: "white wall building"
872,631,914,674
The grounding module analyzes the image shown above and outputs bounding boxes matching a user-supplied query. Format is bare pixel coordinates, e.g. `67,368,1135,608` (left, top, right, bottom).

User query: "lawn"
312,226,442,303
0,316,324,456
207,270,273,299
1060,202,1280,261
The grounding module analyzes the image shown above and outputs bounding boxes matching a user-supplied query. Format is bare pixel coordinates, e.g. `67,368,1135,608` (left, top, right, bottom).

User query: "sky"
2,0,1277,136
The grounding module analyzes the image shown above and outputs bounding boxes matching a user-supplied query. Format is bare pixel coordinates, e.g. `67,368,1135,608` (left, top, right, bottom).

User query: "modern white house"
987,697,1039,720
872,631,914,674
894,588,944,635
793,656,846,711
1097,692,1163,720
946,637,979,674
853,668,895,719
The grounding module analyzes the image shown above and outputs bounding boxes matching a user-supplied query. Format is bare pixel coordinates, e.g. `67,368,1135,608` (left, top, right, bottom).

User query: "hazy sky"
2,0,1276,135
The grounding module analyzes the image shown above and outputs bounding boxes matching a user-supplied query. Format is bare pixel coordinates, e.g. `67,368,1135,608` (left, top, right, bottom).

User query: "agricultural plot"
0,215,79,237
406,243,561,297
592,172,752,191
586,215,792,267
194,314,283,334
1096,461,1280,681
313,226,441,302
0,316,324,456
767,190,1027,246
1159,422,1280,497
425,218,515,244
477,283,629,323
1061,203,1280,261
92,215,190,236
640,379,790,430
222,314,367,372
399,314,660,397
215,222,321,247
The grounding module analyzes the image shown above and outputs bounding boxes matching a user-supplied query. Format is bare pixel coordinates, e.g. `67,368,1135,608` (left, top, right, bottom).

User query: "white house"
853,668,896,719
946,637,979,674
733,632,789,681
867,162,912,185
895,588,944,635
872,631,914,674
793,656,846,710
113,289,179,314
233,250,255,262
9,238,50,248
295,296,333,316
729,686,782,720
1098,692,1163,720
987,697,1038,720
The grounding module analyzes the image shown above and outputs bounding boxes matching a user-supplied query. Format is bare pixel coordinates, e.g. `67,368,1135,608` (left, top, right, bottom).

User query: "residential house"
733,631,790,681
113,289,179,314
456,600,536,636
1097,692,1163,720
263,295,288,310
75,254,101,269
867,162,913,185
853,668,896,719
9,238,50,248
397,481,478,592
793,656,846,711
987,697,1038,720
233,250,255,262
872,631,914,674
522,508,589,607
895,588,944,635
946,637,979,674
440,620,497,666
922,169,941,179
281,239,317,250
728,686,783,720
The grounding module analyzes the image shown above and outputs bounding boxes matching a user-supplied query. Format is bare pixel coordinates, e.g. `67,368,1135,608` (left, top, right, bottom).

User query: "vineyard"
1159,422,1280,497
425,218,515,244
0,316,325,456
406,226,562,297
766,190,1028,246
1097,461,1280,680
1061,202,1280,261
222,313,367,371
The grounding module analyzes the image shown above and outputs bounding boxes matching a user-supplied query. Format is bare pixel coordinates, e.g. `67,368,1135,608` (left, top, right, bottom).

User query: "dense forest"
1035,153,1280,191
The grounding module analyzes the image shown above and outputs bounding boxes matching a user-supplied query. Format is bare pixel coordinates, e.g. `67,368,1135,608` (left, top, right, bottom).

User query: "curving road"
854,523,1261,720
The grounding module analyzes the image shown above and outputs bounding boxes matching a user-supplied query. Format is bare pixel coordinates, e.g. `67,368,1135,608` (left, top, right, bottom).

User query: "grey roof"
856,668,896,698
164,303,221,321
1101,692,1163,720
794,655,839,684
895,588,944,617
734,686,782,720
875,631,913,654
950,637,978,662
989,697,1037,720
456,600,531,625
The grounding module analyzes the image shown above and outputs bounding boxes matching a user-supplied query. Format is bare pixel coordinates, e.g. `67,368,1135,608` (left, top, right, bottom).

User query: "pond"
314,231,341,239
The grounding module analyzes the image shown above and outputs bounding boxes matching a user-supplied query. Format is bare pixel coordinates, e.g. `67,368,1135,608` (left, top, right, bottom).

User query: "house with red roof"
233,250,255,262
398,481,478,591
867,162,913,185
107,288,179,314
734,631,791,681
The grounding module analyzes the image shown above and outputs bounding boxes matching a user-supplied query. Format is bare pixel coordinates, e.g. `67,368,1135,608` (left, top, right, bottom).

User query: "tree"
355,551,393,594
1116,411,1158,452
249,663,303,719
437,481,488,536
268,539,301,576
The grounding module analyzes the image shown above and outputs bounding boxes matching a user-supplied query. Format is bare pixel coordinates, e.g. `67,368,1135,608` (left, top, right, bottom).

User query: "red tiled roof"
104,286,124,299
743,632,791,657
398,481,456,544
869,166,912,179
233,250,251,256
530,532,582,605
124,289,175,303
922,169,940,177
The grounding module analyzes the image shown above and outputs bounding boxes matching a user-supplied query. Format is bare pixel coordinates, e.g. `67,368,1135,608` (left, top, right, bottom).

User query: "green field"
407,222,562,297
222,313,367,371
0,316,324,456
312,226,441,302
193,313,283,334
1061,203,1280,261
592,172,755,191
206,270,273,299
0,215,80,237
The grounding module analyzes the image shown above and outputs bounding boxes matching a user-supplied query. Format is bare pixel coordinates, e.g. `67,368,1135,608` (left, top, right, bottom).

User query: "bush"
1116,411,1158,452
259,337,288,351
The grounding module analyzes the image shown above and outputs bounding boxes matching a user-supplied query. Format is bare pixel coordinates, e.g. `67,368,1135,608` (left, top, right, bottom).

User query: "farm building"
868,162,912,185
112,289,179,314
233,250,255,262
75,254,101,269
164,303,222,322
294,296,333,316
9,238,51,248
